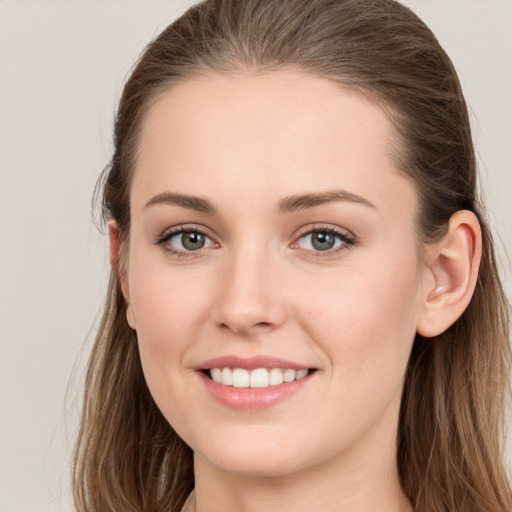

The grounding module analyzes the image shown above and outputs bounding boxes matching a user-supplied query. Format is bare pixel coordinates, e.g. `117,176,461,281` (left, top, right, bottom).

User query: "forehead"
132,70,415,220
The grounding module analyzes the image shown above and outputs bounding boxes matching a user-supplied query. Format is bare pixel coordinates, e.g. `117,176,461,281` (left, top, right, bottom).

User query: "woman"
73,0,512,510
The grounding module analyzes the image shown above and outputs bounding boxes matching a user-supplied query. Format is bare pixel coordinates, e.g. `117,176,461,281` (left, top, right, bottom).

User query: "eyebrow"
277,189,375,213
143,188,375,214
144,192,216,213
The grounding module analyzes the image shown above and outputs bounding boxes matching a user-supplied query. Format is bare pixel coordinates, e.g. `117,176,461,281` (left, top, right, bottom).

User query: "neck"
193,461,411,512
191,407,413,512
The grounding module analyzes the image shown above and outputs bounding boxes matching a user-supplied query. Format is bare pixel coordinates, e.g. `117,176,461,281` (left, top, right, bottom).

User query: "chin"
192,434,310,478
206,452,304,478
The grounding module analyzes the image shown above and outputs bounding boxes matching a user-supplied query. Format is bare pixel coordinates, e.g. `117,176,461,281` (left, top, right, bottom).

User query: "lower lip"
199,371,316,410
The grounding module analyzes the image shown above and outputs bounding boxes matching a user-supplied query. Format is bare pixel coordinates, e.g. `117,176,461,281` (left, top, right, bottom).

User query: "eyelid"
293,223,356,241
155,223,219,256
157,223,212,238
291,223,357,256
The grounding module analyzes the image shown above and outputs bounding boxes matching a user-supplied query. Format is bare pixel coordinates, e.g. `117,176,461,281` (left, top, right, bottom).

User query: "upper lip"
197,355,313,371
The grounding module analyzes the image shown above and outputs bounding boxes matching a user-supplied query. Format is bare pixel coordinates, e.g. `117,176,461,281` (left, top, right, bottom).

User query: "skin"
113,71,481,512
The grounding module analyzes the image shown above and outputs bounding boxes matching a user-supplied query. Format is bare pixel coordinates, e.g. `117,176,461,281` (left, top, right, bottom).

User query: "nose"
214,243,287,336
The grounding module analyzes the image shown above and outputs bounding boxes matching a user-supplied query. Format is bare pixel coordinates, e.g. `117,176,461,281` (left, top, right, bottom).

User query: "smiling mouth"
204,367,316,388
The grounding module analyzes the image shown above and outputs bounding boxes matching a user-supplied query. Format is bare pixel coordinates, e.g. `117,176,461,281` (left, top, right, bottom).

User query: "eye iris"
312,231,335,251
182,232,205,250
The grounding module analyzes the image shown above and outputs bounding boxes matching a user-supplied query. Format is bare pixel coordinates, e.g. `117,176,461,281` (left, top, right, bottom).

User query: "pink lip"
197,355,312,371
198,370,316,410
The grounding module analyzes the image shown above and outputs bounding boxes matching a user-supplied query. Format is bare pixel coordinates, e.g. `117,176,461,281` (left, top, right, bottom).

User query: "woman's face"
123,71,428,478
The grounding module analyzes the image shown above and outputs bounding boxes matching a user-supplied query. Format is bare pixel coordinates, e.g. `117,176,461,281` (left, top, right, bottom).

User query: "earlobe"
108,220,136,330
417,210,482,338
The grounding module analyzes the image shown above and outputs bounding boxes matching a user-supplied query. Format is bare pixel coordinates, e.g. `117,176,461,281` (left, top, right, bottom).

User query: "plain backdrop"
0,1,511,511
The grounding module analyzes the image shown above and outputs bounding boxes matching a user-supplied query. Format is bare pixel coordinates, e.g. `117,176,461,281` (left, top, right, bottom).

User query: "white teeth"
269,367,284,386
232,368,250,388
283,369,296,382
296,369,308,380
210,368,222,383
250,368,269,388
221,367,233,386
208,367,310,387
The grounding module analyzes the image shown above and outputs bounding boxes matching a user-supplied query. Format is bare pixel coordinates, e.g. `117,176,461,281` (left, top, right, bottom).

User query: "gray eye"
297,230,345,252
181,232,206,250
311,232,336,251
168,231,213,251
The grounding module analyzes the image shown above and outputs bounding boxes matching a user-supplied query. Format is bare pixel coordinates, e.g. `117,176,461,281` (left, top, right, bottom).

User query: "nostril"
218,320,274,335
254,321,272,328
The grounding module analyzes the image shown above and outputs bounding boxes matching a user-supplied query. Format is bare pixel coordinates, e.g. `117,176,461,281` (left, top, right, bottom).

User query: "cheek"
126,256,214,393
128,268,214,438
298,252,421,384
288,255,422,455
129,255,211,337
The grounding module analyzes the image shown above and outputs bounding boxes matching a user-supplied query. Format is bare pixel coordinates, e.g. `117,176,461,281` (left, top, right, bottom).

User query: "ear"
108,220,136,330
417,210,482,338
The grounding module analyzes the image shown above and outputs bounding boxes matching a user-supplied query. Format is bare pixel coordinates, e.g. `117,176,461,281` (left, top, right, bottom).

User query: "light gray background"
0,1,510,511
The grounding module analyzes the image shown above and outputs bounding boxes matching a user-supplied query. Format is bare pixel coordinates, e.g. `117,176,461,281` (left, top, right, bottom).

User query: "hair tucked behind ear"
74,1,512,510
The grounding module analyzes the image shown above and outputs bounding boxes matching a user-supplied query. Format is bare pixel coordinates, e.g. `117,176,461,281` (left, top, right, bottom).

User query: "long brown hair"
73,1,512,510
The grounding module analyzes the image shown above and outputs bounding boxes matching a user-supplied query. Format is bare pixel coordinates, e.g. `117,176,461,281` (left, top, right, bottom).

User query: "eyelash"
293,224,356,258
155,224,216,258
155,223,356,259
